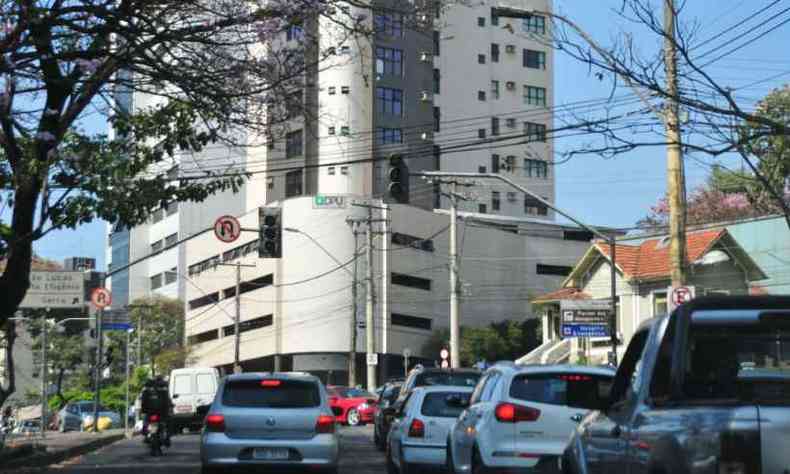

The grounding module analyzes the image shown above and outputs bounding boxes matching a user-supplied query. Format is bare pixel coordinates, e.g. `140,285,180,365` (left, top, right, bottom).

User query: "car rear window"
421,392,470,418
222,380,320,408
196,374,215,394
510,373,613,410
173,374,192,395
415,372,480,388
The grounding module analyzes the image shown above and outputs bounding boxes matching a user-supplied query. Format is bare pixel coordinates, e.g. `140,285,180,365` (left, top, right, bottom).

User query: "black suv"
377,366,481,446
373,379,403,450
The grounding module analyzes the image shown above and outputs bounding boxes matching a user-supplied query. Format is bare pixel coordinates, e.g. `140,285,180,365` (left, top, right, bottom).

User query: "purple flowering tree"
0,0,403,406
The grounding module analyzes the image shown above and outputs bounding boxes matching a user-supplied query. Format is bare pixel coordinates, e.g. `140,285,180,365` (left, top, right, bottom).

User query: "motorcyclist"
140,376,172,447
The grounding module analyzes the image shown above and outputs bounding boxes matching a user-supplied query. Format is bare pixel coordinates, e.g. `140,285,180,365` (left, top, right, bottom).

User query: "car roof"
223,371,319,383
506,364,617,377
411,367,480,375
412,385,474,395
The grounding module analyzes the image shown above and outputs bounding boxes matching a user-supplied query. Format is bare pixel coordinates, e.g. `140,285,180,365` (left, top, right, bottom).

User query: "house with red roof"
521,228,766,365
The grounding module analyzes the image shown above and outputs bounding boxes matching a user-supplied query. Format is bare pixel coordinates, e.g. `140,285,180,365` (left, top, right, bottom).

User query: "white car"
386,386,474,474
446,363,615,474
170,367,219,433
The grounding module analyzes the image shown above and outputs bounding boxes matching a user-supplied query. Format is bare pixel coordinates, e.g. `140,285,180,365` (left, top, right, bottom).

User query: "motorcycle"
145,414,167,456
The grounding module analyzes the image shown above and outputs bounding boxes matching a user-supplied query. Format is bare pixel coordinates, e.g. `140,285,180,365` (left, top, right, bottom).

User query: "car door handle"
570,414,583,423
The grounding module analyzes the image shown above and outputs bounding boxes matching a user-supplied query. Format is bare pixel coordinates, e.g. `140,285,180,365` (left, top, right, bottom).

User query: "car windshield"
414,372,480,388
421,392,470,418
510,373,614,410
683,323,790,403
222,379,320,408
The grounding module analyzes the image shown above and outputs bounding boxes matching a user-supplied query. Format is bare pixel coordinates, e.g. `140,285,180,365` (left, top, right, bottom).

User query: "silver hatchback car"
200,372,339,474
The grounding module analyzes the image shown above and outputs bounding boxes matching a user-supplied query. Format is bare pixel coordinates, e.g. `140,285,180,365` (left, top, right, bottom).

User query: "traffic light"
387,155,408,203
104,346,114,366
258,207,282,258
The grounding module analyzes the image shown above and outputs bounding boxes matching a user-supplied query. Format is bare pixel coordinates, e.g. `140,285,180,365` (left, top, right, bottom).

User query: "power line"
693,0,784,51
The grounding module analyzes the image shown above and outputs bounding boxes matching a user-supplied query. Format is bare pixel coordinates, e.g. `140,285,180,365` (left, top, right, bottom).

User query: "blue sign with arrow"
561,323,609,338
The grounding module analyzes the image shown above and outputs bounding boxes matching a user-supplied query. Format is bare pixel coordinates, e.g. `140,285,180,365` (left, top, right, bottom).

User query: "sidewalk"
0,429,126,470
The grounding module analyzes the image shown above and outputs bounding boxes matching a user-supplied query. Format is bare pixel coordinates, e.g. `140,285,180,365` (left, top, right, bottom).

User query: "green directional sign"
313,195,347,209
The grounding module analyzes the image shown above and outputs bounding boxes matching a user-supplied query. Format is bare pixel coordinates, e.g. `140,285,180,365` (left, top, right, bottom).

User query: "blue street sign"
102,323,132,331
561,323,609,338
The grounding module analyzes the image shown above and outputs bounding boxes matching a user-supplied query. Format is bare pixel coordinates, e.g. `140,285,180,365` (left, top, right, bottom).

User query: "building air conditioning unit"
505,44,516,54
420,91,432,102
506,118,517,128
420,51,432,62
507,192,517,202
506,81,516,90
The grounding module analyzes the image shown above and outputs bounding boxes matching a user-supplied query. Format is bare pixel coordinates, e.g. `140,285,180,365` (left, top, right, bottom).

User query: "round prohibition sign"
91,287,112,309
214,215,242,243
671,286,693,306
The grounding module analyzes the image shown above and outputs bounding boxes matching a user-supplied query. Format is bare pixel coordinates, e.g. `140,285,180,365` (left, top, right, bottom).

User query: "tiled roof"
0,256,62,272
594,229,725,280
532,287,591,303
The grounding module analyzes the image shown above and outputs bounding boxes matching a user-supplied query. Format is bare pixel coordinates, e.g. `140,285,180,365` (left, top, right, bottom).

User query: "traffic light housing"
259,207,282,258
387,155,409,203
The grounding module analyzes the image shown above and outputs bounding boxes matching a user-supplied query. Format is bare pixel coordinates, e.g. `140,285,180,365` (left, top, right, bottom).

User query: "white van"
169,367,219,432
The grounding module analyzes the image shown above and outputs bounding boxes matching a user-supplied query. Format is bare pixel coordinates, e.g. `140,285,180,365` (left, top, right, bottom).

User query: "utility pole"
125,328,130,437
381,202,390,381
93,307,103,433
217,262,256,374
365,208,375,392
449,182,460,369
40,311,48,439
664,0,687,287
349,229,360,387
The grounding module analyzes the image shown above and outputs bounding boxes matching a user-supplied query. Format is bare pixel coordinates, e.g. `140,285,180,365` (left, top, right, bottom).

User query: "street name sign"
102,309,131,331
20,271,85,309
560,300,612,339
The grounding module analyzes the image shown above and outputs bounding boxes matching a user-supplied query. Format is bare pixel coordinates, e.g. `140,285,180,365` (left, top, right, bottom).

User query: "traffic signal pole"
93,308,102,432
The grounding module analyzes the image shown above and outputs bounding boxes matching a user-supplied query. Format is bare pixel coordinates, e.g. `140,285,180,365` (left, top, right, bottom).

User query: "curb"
0,433,125,471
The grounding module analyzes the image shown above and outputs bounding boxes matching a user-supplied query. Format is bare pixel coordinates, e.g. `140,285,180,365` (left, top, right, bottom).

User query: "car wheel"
386,445,398,474
446,439,456,474
471,445,487,474
347,409,360,426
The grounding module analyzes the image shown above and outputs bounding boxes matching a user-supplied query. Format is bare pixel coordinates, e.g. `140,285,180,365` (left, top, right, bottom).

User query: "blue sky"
29,0,790,269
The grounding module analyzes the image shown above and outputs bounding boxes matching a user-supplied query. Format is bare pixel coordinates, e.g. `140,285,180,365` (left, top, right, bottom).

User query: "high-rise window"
524,196,548,216
492,191,501,211
478,17,485,27
491,154,500,173
150,274,163,291
433,68,441,94
525,122,547,142
376,87,403,115
523,15,547,34
434,107,441,132
286,90,302,119
478,90,486,101
478,129,486,139
491,43,500,62
491,9,499,26
478,54,486,64
285,169,303,197
479,203,487,213
524,86,547,106
374,12,403,37
491,117,500,136
524,49,546,69
376,47,403,76
285,130,303,157
491,80,500,99
377,127,403,144
433,31,440,56
524,159,548,178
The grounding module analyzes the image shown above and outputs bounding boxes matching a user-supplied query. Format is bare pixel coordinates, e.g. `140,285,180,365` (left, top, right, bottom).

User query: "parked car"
57,401,121,432
447,362,615,474
12,419,41,435
563,295,790,474
200,372,338,474
374,379,404,450
170,367,219,433
381,366,480,442
326,386,377,426
386,386,473,474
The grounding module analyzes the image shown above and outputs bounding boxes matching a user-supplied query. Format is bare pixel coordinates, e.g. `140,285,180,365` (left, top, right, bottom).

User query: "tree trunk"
0,320,18,408
0,179,40,319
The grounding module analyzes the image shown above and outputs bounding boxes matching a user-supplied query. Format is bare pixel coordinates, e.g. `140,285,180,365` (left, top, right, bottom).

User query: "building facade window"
525,122,547,142
524,159,548,178
523,14,547,34
376,127,403,144
491,9,499,25
391,313,432,330
165,233,178,247
653,291,668,316
376,87,403,115
524,196,548,215
524,86,547,106
491,154,500,173
491,80,500,99
536,264,572,276
165,201,178,216
478,17,485,27
478,128,486,139
491,117,500,136
479,203,487,213
151,240,163,253
392,272,432,291
478,166,487,173
434,106,441,132
165,268,178,285
492,191,501,211
392,232,435,252
286,90,302,119
523,49,546,69
478,90,486,101
376,47,404,76
340,126,350,136
328,86,336,95
491,43,500,62
433,30,440,55
150,273,163,290
328,166,336,175
433,68,441,94
266,177,274,189
187,329,219,345
478,54,486,64
285,169,303,197
374,12,404,37
285,130,303,157
341,86,350,94
328,126,336,135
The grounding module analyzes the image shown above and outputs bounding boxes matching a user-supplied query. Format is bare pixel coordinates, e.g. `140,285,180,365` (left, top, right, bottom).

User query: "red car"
326,386,377,426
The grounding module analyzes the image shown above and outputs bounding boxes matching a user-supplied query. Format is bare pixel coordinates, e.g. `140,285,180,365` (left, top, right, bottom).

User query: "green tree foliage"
422,320,542,367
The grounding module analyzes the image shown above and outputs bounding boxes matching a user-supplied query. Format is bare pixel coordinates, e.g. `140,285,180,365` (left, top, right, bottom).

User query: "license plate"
253,447,290,460
175,405,191,413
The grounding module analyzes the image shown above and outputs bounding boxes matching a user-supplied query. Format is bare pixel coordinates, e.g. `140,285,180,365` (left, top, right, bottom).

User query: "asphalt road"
36,425,386,474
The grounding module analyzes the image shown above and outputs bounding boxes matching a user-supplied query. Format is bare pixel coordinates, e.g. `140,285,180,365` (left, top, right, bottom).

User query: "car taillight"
408,419,425,438
205,414,225,432
316,415,335,434
260,380,282,387
148,414,160,423
558,374,592,382
495,403,541,423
